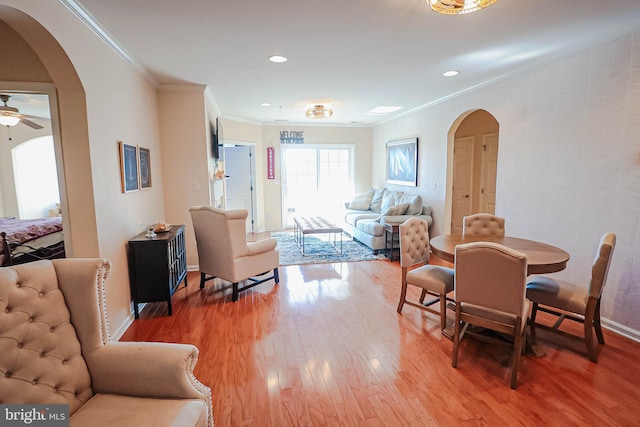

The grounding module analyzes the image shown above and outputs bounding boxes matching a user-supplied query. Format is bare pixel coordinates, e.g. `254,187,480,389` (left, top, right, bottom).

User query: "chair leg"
232,282,239,302
452,305,461,368
200,272,206,289
510,321,525,389
419,289,427,304
529,303,538,343
594,299,605,345
584,311,598,363
397,281,408,313
274,267,280,284
440,294,447,331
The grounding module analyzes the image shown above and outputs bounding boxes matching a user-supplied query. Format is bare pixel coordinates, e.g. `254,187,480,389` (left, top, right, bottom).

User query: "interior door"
224,145,255,232
451,137,474,234
480,133,499,214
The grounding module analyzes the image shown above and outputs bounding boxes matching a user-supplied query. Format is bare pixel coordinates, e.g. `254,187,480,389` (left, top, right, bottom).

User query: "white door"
480,133,499,214
451,137,474,234
224,145,256,232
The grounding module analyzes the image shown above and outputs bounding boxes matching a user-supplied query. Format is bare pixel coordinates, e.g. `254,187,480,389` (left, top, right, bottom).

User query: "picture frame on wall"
119,141,139,193
386,138,418,186
138,146,152,189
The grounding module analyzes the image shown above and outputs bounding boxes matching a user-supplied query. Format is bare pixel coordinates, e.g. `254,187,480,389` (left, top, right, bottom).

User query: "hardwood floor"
121,258,640,426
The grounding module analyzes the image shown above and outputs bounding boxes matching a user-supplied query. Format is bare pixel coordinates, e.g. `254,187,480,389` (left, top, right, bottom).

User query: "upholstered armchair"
462,213,505,236
189,205,279,302
0,259,213,427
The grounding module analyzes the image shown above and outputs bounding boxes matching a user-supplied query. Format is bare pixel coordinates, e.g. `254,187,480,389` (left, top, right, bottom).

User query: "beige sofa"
0,258,212,427
343,188,433,253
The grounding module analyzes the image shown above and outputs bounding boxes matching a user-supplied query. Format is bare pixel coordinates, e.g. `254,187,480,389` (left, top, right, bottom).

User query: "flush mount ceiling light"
429,0,499,15
260,102,272,107
268,55,288,63
306,104,333,119
443,70,459,77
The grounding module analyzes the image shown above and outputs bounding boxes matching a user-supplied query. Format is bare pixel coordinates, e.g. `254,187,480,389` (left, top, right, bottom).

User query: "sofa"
343,188,432,253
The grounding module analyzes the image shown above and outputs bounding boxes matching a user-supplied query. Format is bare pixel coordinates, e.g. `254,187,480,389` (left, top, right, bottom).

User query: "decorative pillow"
369,188,386,213
396,194,423,215
381,203,409,216
380,190,399,213
348,190,374,210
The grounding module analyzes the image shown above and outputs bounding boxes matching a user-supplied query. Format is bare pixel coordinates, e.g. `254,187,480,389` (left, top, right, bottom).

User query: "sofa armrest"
247,237,277,255
87,342,211,403
381,214,432,226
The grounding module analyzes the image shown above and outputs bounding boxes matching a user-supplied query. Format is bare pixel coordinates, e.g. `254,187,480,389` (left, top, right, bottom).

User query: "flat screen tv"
210,118,221,159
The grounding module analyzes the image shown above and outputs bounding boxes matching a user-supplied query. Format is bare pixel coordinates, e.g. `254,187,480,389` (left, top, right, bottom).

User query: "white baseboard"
111,314,134,342
188,264,199,272
602,318,640,343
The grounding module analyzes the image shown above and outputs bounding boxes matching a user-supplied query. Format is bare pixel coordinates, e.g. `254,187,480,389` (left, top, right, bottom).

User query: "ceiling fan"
0,94,44,129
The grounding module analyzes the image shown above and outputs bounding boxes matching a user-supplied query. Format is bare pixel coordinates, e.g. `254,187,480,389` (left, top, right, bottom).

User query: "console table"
127,225,188,318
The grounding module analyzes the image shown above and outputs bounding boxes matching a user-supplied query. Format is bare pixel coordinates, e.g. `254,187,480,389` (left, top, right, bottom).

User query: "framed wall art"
119,141,139,193
138,146,152,189
386,138,418,186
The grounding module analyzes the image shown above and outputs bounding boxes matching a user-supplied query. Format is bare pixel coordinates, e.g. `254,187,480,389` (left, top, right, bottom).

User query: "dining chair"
452,241,530,389
189,205,279,302
526,232,616,362
462,213,505,236
397,217,454,333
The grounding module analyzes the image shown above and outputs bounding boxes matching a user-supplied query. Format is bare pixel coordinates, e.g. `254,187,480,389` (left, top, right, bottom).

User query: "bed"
0,217,65,266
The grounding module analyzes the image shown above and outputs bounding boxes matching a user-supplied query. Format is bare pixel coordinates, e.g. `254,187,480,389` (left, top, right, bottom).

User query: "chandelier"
306,104,333,119
429,0,499,15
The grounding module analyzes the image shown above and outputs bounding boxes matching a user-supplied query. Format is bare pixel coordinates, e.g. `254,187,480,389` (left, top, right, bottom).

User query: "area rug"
271,232,383,266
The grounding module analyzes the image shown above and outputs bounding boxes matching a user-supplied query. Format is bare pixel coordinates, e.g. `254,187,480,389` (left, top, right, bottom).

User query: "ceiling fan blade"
20,118,44,129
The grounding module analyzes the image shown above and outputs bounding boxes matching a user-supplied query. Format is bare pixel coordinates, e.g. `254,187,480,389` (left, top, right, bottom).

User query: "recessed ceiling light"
443,70,459,77
269,55,288,63
260,102,271,107
367,106,403,115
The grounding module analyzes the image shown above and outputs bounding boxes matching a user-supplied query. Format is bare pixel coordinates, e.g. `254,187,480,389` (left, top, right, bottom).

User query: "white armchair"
0,258,212,426
189,205,279,302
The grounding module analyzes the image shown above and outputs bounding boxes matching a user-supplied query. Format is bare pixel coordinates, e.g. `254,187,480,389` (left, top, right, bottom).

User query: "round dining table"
430,234,570,275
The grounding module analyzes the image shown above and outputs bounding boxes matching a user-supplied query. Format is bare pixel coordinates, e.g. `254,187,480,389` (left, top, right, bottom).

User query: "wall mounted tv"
210,119,220,159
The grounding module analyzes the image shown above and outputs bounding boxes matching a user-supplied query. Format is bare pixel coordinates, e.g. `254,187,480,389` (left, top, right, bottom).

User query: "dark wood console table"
127,225,188,318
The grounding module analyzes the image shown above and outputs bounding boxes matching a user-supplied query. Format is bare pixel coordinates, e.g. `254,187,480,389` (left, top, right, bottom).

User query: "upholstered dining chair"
452,242,530,389
397,217,454,333
189,205,279,302
526,232,616,362
0,259,213,427
462,213,505,236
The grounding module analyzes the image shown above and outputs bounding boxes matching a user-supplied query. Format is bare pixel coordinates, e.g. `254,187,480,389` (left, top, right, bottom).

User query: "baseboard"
111,314,134,342
602,318,640,343
187,264,199,272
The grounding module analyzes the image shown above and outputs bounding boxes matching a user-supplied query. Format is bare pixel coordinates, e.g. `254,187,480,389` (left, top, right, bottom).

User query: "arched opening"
444,109,500,234
0,6,99,259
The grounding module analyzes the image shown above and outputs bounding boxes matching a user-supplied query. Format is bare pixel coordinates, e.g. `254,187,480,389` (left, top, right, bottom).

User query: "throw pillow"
396,194,423,215
380,190,398,213
381,203,409,216
369,188,386,213
348,190,374,210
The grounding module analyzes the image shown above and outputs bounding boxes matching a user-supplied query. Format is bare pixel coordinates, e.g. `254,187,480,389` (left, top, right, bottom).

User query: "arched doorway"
448,109,500,234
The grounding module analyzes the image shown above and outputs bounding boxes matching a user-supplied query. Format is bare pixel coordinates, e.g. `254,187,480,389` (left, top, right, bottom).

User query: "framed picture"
119,141,139,193
386,138,418,186
138,146,152,189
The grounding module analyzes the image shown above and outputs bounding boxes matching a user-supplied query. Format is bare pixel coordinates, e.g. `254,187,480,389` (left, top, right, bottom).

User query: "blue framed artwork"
138,146,152,189
119,141,139,193
386,138,418,186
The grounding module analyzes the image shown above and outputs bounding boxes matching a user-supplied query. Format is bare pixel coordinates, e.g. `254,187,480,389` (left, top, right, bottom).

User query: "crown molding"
58,0,156,85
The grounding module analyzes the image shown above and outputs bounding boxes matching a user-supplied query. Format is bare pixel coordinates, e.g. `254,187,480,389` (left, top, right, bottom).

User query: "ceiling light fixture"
443,70,459,77
268,55,288,63
428,0,499,15
0,114,20,126
260,102,272,107
306,104,333,119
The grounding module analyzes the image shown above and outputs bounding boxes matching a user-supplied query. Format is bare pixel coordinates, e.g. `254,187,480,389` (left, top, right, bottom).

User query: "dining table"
430,234,570,275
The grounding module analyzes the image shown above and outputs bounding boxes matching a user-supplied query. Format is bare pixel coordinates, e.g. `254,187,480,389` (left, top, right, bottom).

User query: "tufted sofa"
343,188,433,253
0,258,213,427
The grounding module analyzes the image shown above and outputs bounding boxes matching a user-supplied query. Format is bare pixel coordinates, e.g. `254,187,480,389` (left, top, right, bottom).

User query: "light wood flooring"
121,256,640,426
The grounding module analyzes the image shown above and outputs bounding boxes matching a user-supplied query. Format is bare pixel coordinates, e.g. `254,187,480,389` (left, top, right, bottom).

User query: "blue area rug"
271,232,383,266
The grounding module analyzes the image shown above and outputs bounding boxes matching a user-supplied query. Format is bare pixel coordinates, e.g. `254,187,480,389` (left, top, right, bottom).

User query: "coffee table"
293,216,343,256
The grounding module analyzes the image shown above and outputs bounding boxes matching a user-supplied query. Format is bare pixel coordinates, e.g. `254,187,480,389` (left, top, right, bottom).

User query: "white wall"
373,27,640,335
